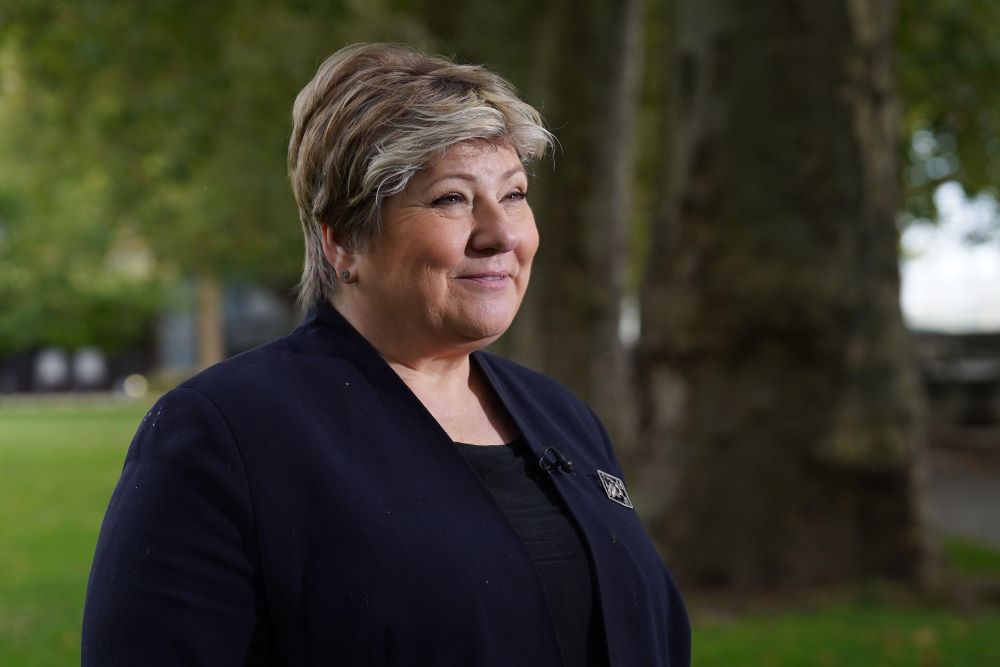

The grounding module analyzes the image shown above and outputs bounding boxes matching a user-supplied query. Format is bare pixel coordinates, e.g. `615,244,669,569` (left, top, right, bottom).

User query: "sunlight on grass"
0,399,153,666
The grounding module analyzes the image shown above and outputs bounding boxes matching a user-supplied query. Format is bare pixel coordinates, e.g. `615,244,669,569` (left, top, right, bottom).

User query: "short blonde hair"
288,42,554,307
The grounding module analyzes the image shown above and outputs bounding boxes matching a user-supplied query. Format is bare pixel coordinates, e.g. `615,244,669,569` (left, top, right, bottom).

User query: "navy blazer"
82,302,690,666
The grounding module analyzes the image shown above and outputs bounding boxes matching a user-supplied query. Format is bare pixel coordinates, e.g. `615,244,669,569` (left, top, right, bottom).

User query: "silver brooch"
597,470,633,509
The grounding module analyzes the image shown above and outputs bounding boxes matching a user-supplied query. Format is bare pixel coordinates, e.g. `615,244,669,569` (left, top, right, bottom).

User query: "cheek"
390,237,460,273
521,222,540,264
416,227,467,264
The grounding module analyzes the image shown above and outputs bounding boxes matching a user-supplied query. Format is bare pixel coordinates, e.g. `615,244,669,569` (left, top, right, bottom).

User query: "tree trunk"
637,0,930,588
196,274,226,369
516,0,642,449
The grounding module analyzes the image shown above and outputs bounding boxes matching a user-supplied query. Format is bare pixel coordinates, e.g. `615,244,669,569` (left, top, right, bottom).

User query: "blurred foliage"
898,0,1000,228
2,0,344,276
0,0,425,355
1,0,999,356
0,66,163,353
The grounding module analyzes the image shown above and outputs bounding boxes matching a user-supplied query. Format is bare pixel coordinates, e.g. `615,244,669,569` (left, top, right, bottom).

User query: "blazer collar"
299,299,422,407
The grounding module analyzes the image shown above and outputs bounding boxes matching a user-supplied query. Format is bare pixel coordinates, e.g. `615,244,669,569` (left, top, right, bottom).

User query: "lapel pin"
597,470,633,509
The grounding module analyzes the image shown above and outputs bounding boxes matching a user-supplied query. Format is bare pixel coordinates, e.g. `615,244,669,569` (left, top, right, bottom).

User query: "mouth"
456,272,512,287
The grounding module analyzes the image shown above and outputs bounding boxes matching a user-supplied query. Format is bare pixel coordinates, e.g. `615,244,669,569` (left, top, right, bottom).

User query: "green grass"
0,398,153,666
943,536,1000,575
2,398,1000,666
693,602,1000,666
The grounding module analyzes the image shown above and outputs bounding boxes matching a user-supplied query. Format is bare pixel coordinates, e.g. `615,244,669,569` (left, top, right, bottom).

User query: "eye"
431,193,466,206
504,190,527,202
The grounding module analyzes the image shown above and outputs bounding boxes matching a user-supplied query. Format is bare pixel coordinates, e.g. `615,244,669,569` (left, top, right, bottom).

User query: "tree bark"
637,0,931,588
519,0,643,448
195,274,225,369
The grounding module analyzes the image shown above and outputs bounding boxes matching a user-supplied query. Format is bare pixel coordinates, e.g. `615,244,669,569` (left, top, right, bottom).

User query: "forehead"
417,139,524,182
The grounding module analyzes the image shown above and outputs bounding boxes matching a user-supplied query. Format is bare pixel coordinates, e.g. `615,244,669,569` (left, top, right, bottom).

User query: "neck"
388,356,472,400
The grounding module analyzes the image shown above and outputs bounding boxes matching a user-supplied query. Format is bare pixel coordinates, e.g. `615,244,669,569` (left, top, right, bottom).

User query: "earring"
340,269,351,281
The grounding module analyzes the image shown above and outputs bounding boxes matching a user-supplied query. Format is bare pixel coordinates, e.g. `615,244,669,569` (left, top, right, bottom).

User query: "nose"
469,199,521,255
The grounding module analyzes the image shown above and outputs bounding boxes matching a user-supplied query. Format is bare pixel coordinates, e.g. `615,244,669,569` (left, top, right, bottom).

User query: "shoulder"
177,327,316,403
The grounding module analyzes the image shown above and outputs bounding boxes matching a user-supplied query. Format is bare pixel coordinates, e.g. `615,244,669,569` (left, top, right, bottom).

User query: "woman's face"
343,139,538,358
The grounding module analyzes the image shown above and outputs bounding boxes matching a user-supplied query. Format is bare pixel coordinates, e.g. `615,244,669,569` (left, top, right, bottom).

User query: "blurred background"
2,0,999,664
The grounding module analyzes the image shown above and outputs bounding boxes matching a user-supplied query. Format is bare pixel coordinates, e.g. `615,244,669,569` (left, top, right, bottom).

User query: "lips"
456,271,513,287
460,272,509,280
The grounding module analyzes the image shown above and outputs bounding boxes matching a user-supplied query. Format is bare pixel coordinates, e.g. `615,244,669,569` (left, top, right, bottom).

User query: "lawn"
693,601,1000,666
0,398,152,666
1,398,999,665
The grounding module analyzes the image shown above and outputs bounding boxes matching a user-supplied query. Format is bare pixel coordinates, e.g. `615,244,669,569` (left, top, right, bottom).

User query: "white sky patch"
900,182,1000,333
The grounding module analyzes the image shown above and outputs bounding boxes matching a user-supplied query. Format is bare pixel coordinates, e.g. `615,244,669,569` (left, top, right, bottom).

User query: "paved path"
926,437,1000,548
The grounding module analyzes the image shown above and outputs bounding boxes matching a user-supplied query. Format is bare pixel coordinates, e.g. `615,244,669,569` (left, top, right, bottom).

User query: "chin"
456,324,509,345
450,314,517,344
443,299,523,344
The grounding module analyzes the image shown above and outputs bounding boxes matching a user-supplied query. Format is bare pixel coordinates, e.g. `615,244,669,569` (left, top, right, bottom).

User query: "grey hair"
288,42,554,308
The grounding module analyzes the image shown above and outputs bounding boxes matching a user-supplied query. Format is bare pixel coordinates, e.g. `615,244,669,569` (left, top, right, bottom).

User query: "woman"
82,43,690,666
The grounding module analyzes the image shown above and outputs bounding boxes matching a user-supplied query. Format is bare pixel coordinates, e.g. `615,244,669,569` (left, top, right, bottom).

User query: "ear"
320,224,357,280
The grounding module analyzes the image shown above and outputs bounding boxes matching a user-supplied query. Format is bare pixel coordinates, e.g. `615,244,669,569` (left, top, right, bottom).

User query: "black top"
455,438,608,667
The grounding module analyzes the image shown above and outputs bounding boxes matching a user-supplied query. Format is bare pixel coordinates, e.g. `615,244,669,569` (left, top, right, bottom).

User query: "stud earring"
340,269,351,281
